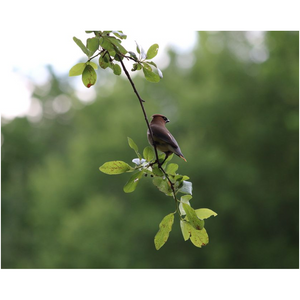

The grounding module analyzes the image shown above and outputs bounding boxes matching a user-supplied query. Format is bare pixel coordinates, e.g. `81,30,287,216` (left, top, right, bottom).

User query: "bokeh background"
1,31,299,268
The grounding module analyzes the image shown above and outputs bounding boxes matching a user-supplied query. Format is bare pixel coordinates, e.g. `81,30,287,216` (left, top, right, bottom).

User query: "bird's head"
151,114,170,124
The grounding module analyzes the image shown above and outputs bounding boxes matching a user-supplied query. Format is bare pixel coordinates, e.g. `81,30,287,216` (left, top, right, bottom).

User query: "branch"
118,55,178,204
118,56,160,162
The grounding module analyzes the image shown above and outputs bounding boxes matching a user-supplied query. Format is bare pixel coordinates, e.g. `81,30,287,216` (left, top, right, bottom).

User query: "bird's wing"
151,124,179,148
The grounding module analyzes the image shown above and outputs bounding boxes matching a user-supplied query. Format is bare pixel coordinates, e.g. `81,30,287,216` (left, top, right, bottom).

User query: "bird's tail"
180,155,187,162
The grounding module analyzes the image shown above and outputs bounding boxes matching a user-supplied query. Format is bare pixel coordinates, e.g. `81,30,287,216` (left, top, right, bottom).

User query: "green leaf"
152,177,172,196
109,37,127,55
180,220,209,248
82,65,97,88
180,220,191,241
152,165,164,176
182,203,204,230
113,64,122,75
143,146,154,162
175,174,190,182
162,153,174,165
99,37,114,51
99,55,110,69
128,51,138,60
140,47,147,60
123,171,143,193
154,213,174,250
112,31,127,39
189,226,209,248
147,61,157,67
195,208,218,220
166,163,178,175
136,41,141,54
157,67,163,78
146,61,163,78
69,63,86,76
179,180,193,195
146,43,159,59
181,195,193,202
86,37,99,56
142,62,152,71
87,62,98,70
143,67,160,83
99,161,132,175
73,36,90,56
127,137,141,159
179,195,193,215
131,63,142,72
181,221,209,247
128,137,138,153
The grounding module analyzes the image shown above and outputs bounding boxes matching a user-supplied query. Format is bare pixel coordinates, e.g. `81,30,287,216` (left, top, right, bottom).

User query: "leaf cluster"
99,138,217,250
69,31,163,87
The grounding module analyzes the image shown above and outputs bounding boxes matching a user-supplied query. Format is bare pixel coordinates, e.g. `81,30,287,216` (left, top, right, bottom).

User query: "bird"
147,114,187,164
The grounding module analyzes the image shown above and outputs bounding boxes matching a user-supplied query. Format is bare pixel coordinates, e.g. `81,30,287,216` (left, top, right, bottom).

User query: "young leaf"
123,171,143,193
143,146,154,162
143,67,160,83
195,208,218,220
69,63,86,76
73,37,90,56
182,203,204,230
157,67,163,78
87,37,99,56
82,65,97,88
146,43,159,59
99,161,132,175
140,47,147,60
154,213,174,250
136,41,141,54
179,180,193,195
128,51,138,60
112,31,127,39
179,195,192,215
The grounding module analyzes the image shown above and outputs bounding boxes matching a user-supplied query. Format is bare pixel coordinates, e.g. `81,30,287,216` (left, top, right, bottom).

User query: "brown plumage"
147,114,187,163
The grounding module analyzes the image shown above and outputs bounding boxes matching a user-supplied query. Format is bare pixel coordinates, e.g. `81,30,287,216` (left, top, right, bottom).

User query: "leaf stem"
87,50,102,62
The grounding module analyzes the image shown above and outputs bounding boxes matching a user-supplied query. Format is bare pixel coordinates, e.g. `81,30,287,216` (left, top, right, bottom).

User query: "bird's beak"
165,118,170,123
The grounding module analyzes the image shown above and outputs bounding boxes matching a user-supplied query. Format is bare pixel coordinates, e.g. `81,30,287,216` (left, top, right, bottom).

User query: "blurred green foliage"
1,31,299,268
